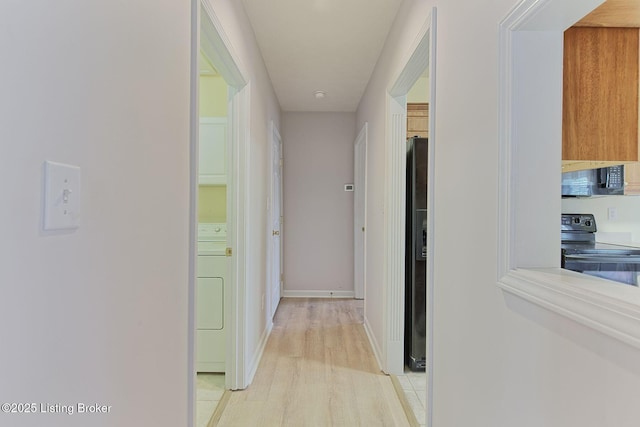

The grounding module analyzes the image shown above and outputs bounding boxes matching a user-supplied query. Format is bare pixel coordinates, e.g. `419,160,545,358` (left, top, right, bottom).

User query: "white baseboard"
246,319,273,385
363,315,384,372
283,290,355,298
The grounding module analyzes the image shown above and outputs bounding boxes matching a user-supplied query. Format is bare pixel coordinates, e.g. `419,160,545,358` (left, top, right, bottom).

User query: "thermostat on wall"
344,184,354,192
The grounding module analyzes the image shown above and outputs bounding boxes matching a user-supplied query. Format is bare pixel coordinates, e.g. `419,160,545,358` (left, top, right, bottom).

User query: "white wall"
407,75,429,103
0,1,281,426
282,112,356,296
207,0,282,376
358,0,640,426
563,196,640,243
0,2,191,426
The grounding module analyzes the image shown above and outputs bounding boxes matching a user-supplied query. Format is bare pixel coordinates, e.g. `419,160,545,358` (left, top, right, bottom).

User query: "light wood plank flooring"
214,298,410,426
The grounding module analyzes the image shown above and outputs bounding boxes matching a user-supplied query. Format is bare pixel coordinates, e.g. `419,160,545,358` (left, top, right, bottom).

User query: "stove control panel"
561,214,597,232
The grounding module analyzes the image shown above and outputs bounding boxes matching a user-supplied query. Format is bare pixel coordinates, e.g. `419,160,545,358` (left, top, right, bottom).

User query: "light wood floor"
214,298,410,426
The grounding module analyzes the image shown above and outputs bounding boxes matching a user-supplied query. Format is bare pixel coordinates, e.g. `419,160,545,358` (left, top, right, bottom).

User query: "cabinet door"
199,117,227,185
407,103,429,139
624,162,640,195
197,330,225,372
197,277,223,330
563,27,639,162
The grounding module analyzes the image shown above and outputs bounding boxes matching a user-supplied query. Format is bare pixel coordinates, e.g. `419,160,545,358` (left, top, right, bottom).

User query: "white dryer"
196,223,226,373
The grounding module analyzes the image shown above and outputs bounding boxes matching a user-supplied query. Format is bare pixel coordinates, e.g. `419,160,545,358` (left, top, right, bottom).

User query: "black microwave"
561,165,624,197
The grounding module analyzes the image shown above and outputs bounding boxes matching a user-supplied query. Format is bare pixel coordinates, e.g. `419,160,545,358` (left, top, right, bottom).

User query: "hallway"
214,298,410,426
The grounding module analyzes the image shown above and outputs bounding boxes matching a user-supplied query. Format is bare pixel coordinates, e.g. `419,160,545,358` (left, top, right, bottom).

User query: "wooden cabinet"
624,162,640,195
407,103,429,139
199,117,227,185
562,27,639,172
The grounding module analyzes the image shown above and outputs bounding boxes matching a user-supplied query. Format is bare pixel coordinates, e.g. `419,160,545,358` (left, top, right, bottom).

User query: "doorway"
189,1,251,426
268,121,283,319
195,47,229,427
396,69,430,424
354,123,368,300
384,7,436,427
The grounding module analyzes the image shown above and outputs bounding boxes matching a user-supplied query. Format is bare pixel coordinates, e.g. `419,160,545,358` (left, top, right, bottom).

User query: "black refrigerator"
405,137,427,371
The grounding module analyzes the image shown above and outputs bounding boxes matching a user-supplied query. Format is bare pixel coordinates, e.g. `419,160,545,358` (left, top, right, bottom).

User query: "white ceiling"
241,0,403,112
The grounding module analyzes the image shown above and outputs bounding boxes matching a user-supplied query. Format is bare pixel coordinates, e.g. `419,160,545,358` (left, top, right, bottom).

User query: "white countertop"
596,231,640,248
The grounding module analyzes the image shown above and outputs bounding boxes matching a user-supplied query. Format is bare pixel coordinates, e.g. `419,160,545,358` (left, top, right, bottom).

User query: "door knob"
272,230,280,236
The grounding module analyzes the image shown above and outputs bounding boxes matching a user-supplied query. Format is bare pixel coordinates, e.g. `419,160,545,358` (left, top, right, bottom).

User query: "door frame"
268,120,283,319
354,123,368,300
189,1,251,420
383,7,436,427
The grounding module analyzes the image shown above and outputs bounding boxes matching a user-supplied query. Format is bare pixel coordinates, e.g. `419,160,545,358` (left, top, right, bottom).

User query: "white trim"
231,82,251,389
383,9,434,379
283,290,356,299
497,0,640,355
384,93,407,376
497,1,515,278
196,0,251,393
363,317,384,372
267,121,283,319
246,319,273,385
500,269,640,348
187,3,200,426
389,17,432,98
425,11,437,427
354,122,368,300
200,1,247,88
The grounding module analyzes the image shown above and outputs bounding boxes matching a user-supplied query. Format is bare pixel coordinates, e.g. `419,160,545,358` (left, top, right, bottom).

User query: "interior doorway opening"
189,1,251,426
195,45,229,427
404,70,429,377
383,8,436,427
268,121,283,320
354,123,368,301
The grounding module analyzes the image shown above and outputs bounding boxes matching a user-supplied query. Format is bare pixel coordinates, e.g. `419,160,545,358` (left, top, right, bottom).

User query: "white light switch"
43,161,81,230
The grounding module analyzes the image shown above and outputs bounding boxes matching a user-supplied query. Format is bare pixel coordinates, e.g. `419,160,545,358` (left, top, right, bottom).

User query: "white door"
354,124,368,300
269,122,283,317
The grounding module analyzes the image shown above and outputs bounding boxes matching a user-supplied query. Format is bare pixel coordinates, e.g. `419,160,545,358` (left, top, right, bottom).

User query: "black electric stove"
561,214,640,286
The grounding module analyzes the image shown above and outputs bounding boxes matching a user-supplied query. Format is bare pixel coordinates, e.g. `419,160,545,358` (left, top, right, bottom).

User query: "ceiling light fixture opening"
314,90,326,99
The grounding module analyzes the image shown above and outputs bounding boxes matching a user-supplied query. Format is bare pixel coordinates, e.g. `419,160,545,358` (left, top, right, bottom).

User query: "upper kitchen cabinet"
562,26,639,173
407,103,429,139
199,117,227,185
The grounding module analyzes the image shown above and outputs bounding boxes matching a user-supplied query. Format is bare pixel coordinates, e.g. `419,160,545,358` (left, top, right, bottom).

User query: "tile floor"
396,368,427,426
196,373,225,427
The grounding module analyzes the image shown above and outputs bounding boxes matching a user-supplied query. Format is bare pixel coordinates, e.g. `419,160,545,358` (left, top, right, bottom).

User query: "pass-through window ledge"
498,268,640,350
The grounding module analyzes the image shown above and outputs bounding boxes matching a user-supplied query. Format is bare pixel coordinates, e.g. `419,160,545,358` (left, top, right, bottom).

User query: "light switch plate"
43,161,81,230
